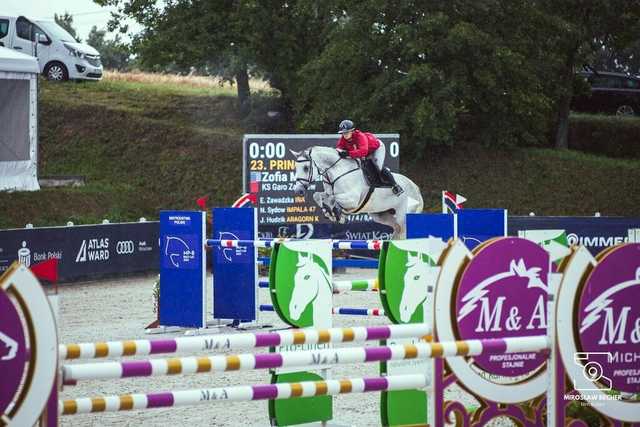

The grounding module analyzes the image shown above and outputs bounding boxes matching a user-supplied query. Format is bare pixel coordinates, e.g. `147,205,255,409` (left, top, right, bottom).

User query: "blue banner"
159,211,205,328
212,208,257,322
406,213,455,240
458,209,507,250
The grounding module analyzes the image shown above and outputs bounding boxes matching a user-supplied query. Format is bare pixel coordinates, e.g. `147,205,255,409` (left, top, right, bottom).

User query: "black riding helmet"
338,119,355,134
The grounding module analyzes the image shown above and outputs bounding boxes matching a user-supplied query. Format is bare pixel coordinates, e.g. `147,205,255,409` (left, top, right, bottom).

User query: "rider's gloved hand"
338,150,349,159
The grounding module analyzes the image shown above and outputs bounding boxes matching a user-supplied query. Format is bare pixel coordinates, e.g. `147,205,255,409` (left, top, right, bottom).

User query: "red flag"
30,258,59,283
196,195,209,210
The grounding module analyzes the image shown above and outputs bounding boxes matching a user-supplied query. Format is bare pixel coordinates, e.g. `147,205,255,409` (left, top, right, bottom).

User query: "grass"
0,71,638,228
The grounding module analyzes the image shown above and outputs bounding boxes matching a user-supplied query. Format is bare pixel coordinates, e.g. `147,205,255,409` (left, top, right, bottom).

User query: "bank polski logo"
271,241,332,329
380,238,446,324
17,241,31,267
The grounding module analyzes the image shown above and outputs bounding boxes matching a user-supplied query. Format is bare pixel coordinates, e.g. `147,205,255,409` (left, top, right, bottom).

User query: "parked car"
0,15,102,81
572,71,640,116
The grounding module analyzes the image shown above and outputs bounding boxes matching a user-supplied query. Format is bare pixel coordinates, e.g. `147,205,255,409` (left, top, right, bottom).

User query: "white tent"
0,47,40,191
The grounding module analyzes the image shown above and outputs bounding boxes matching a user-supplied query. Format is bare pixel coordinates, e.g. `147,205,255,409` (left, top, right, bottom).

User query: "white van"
0,15,103,81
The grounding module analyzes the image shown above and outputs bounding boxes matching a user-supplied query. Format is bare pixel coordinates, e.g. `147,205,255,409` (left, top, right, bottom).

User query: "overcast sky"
2,0,141,41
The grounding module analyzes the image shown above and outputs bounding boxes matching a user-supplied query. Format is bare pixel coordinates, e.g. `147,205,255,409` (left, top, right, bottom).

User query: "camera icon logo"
573,352,612,391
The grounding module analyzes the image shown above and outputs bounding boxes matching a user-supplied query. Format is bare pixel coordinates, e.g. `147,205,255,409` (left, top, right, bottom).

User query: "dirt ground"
56,270,509,427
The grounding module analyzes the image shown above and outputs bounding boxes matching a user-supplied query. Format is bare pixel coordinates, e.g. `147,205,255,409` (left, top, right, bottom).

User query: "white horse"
289,252,332,327
399,252,439,323
291,146,424,239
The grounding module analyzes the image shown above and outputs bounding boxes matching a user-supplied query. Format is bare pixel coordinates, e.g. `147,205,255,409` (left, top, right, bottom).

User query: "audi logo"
116,240,135,254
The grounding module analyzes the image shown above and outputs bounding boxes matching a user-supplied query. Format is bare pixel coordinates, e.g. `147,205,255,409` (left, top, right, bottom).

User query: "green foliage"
86,26,131,70
90,0,640,152
1,79,639,228
54,12,80,42
569,114,640,158
296,1,553,151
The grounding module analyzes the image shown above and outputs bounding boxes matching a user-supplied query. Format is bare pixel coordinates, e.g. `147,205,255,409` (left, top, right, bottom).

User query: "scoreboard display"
242,134,400,239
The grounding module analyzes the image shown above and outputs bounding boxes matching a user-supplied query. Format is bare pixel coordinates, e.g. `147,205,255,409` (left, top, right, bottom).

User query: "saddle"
359,159,393,188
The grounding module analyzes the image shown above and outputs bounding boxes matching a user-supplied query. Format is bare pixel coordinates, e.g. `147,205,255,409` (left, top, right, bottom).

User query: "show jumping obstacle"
3,236,637,426
61,336,547,382
60,373,430,415
156,207,507,331
258,277,379,293
0,238,640,427
259,304,386,317
59,323,431,360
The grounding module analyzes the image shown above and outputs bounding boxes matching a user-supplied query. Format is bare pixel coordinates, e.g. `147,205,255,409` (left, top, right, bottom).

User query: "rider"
336,119,403,195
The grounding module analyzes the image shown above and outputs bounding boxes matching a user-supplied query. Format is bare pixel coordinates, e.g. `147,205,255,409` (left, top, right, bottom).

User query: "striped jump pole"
259,304,385,317
59,323,431,361
258,257,379,269
59,373,428,415
62,336,549,382
258,278,378,293
206,239,384,251
332,240,383,250
206,239,276,248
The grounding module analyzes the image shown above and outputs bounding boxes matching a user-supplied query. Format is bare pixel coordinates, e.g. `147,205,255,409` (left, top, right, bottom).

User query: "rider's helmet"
338,119,355,134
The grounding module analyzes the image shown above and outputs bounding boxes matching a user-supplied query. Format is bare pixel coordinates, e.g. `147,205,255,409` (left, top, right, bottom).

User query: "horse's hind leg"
393,204,408,239
369,212,400,239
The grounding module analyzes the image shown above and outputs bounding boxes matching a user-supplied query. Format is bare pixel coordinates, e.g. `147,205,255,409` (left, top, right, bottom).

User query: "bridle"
294,148,360,193
294,148,317,190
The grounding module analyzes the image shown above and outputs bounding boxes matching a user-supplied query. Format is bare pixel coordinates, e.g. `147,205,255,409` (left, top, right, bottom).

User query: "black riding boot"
381,167,404,196
332,205,342,223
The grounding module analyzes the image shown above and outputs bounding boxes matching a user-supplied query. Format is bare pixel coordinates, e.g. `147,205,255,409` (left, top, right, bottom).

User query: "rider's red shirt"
336,130,380,158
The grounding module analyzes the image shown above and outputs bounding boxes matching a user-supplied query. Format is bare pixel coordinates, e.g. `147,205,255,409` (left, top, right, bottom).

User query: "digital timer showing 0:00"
249,142,286,159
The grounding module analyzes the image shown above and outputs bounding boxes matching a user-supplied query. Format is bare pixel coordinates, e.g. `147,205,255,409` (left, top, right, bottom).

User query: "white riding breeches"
369,141,385,170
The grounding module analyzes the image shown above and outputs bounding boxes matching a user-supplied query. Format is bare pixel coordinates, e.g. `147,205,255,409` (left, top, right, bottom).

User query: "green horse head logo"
380,238,446,324
400,252,439,322
289,252,332,323
270,241,332,328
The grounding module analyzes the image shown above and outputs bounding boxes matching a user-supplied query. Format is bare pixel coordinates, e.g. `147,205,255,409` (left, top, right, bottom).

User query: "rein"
295,149,360,193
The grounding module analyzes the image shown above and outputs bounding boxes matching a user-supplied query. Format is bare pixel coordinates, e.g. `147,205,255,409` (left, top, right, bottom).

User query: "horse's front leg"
313,192,336,221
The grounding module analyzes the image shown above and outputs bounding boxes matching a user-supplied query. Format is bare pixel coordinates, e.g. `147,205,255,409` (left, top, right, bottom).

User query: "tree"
54,12,80,42
93,0,335,116
591,39,640,75
540,0,640,149
295,1,555,151
86,26,131,70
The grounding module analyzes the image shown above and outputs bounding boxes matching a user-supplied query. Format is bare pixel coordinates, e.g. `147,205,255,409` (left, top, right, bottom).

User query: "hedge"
569,114,640,158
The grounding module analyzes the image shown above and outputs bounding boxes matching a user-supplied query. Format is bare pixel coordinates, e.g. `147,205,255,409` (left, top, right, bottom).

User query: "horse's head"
399,252,433,322
290,149,314,197
289,252,322,320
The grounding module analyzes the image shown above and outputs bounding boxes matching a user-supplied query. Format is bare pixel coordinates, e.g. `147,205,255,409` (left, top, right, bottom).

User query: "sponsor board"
509,216,640,255
0,222,158,282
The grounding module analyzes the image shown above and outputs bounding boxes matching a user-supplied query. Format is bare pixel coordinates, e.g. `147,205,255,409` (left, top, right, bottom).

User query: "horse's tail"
415,184,424,213
409,180,424,213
